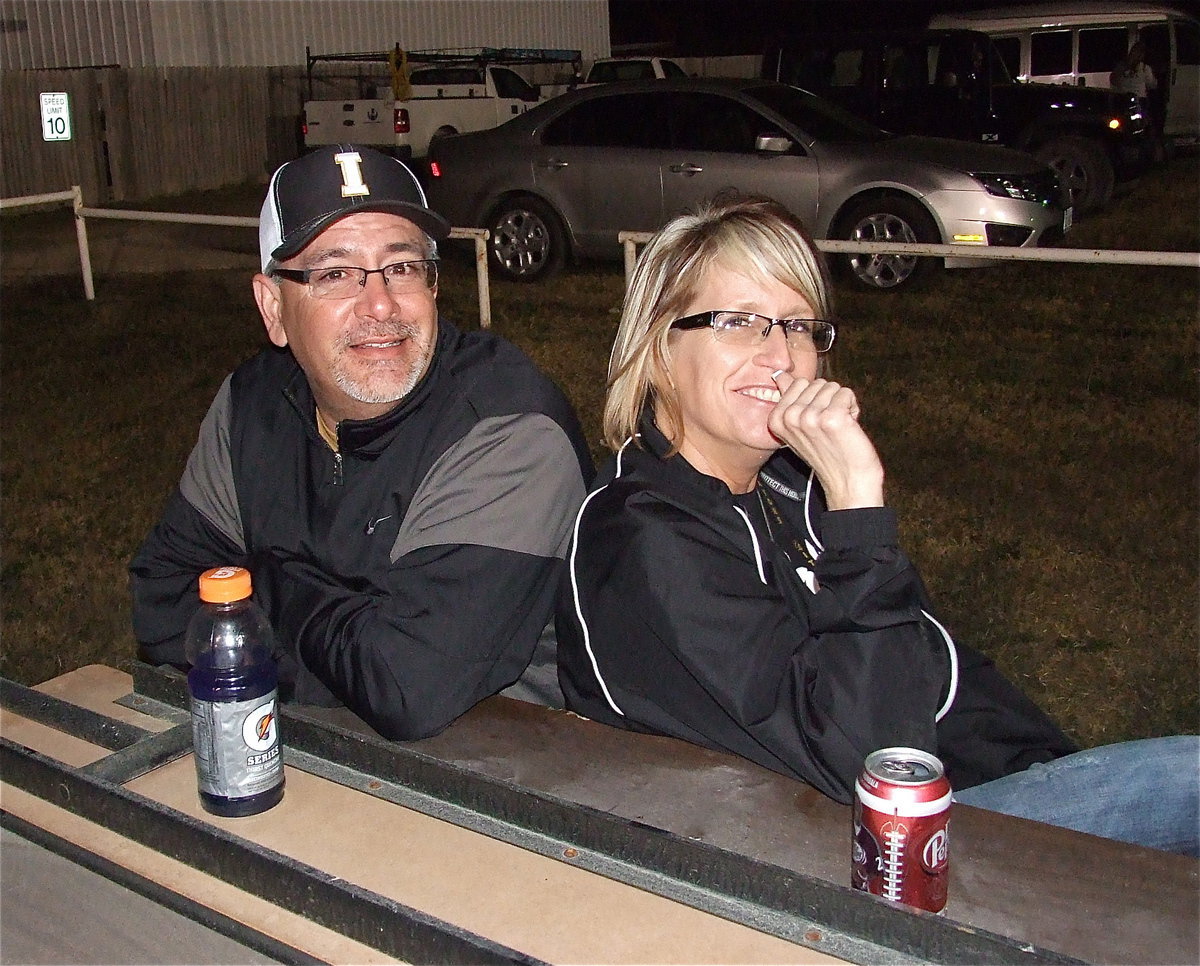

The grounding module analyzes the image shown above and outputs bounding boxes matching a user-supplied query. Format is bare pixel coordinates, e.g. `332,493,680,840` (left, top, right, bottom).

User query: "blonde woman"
556,196,1197,854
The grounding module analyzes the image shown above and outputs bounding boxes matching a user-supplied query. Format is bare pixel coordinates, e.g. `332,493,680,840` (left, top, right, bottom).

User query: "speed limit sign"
40,92,72,141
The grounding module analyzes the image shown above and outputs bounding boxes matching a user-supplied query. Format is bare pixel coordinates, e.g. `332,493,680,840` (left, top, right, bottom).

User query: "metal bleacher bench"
1,663,1195,964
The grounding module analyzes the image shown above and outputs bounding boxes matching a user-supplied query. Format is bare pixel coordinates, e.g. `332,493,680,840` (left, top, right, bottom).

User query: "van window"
1139,24,1171,80
1030,30,1073,76
1079,27,1130,74
1175,18,1200,65
993,36,1021,78
662,59,689,79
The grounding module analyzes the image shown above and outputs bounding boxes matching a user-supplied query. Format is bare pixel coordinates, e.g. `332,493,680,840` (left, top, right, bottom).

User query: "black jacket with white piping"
557,416,1075,803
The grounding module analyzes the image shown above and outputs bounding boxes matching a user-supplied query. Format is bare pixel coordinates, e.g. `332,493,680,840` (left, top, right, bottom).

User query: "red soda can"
851,747,952,913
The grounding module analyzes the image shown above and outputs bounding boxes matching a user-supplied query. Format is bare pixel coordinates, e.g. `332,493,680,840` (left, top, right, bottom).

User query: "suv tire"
837,195,939,292
487,195,567,282
1034,135,1114,214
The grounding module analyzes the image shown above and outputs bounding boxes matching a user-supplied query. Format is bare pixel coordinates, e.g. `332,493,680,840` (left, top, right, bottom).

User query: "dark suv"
764,29,1151,213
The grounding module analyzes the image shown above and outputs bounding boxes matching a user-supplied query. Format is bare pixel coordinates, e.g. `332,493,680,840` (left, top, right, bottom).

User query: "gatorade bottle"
185,566,284,817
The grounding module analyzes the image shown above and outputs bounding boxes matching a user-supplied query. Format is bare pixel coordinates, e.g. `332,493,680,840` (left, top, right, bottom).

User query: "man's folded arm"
255,412,588,738
129,488,247,666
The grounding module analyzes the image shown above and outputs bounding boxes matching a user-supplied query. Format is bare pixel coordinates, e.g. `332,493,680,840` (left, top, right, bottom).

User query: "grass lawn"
2,157,1196,748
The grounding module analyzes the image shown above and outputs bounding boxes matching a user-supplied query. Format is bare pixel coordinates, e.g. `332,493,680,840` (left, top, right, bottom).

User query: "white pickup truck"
302,46,581,160
583,56,687,83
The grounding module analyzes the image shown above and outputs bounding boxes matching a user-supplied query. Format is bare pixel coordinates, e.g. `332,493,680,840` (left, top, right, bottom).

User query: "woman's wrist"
822,469,885,510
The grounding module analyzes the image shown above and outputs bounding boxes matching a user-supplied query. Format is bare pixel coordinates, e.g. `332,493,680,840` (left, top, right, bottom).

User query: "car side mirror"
756,133,793,153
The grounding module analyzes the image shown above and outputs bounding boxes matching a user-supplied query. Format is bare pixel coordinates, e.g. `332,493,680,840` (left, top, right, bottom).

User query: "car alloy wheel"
488,196,566,282
839,194,939,291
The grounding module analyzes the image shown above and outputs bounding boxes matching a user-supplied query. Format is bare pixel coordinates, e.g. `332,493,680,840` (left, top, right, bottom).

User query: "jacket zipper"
332,449,344,486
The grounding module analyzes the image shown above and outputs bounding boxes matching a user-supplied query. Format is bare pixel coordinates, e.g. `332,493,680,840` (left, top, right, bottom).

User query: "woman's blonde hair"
603,195,834,452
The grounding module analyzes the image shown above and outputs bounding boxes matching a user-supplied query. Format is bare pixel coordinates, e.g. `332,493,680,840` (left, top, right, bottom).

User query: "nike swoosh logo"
365,515,393,535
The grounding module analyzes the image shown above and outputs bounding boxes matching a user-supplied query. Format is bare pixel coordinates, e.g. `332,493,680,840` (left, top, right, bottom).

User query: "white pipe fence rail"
620,231,1200,279
0,187,493,326
3,188,1198,328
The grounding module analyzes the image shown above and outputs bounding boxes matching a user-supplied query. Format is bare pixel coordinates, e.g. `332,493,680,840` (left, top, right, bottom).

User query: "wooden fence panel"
0,69,109,203
99,69,135,202
2,66,310,205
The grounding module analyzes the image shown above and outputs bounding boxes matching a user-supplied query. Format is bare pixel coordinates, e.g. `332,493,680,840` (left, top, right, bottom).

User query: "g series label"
191,692,283,798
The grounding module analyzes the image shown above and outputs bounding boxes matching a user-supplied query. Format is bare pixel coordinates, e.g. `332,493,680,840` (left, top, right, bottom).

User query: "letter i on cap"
258,144,451,272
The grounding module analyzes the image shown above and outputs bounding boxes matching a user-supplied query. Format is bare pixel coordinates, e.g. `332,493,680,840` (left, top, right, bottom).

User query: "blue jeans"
954,736,1200,856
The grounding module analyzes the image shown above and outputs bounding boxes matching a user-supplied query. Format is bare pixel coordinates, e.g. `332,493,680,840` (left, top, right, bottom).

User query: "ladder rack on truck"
302,45,581,159
304,44,583,99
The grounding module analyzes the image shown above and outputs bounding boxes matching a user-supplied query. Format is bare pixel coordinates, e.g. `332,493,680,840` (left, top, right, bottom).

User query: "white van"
930,3,1199,146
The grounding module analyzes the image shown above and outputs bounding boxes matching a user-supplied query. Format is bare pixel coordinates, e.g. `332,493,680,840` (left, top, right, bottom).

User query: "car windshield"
745,84,890,143
931,32,1015,86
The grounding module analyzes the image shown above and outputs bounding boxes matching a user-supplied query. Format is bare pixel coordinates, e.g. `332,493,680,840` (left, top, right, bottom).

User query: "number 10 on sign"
40,92,72,141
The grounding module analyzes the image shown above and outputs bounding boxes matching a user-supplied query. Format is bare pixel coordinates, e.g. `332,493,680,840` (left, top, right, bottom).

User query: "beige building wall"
0,0,611,69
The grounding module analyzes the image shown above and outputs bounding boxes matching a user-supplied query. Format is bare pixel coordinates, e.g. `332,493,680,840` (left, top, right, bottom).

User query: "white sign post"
40,92,72,141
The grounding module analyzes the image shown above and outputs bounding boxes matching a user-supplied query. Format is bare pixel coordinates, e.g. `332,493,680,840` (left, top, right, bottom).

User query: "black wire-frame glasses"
670,310,836,353
273,258,439,299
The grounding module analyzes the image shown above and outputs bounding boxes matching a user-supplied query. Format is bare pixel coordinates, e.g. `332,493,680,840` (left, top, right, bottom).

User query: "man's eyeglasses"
273,258,439,300
670,310,836,353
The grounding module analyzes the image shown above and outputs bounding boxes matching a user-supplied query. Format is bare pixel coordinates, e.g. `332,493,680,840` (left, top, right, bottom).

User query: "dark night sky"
609,1,1200,54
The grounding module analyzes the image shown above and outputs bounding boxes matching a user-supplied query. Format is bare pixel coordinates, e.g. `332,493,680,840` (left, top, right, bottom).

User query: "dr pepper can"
852,747,951,913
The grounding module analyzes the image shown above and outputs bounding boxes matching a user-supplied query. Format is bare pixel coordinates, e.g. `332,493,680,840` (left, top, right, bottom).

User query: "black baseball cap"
259,145,451,272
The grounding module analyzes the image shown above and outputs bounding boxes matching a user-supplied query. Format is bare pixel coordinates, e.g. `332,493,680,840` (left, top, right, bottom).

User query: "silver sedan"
425,77,1068,290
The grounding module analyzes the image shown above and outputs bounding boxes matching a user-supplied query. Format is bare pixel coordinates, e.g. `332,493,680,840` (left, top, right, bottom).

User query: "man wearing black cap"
130,145,593,739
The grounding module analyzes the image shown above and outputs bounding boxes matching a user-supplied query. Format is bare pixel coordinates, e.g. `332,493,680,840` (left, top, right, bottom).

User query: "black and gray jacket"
131,318,593,740
557,417,1074,803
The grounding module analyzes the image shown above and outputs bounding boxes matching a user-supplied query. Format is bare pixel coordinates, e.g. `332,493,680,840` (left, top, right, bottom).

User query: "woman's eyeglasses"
670,310,836,353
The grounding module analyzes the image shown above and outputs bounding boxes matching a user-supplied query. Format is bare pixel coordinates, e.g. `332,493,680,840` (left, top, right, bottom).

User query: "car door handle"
537,158,569,169
669,163,704,175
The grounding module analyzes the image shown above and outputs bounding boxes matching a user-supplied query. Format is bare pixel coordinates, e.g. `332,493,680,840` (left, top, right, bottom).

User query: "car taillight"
394,108,410,134
429,161,442,178
301,114,308,136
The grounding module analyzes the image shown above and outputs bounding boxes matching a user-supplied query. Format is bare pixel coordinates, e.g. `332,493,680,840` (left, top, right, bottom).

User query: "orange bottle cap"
198,566,253,603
